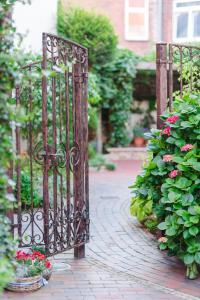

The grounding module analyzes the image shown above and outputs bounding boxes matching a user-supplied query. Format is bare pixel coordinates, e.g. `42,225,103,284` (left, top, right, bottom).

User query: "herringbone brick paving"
3,160,200,299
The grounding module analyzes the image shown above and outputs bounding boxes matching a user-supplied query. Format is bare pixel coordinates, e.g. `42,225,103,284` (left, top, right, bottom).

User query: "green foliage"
89,154,106,171
133,127,149,138
57,4,138,147
130,197,152,222
105,162,116,171
88,73,101,135
89,153,116,171
144,218,158,233
0,0,23,291
97,49,138,146
14,170,42,208
130,94,200,279
57,3,118,67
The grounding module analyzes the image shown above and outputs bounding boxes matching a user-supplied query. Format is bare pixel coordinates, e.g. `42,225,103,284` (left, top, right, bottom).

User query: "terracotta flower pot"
134,136,145,147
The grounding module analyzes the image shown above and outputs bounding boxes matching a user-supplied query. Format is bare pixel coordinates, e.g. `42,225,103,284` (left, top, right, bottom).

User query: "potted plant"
132,127,148,147
7,249,52,292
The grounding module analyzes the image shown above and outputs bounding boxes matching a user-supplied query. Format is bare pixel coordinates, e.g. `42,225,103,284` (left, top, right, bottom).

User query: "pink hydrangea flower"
166,115,179,123
169,170,178,178
162,126,171,136
163,155,173,162
181,144,194,152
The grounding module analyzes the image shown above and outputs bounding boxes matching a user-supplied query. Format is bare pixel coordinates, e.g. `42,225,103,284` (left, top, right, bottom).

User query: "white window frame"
125,0,149,41
173,0,200,42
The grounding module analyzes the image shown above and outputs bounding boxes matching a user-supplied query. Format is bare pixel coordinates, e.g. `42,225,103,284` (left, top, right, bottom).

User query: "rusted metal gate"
11,33,89,258
156,42,200,128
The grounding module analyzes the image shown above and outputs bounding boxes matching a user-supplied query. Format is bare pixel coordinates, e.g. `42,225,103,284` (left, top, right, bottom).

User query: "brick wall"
162,0,173,42
62,0,173,55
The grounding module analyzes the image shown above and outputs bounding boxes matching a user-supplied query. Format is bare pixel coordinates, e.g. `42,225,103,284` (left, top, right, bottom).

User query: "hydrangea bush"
130,94,200,279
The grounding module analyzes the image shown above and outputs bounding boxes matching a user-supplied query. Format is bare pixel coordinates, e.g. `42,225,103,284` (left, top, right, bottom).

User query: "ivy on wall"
96,49,138,147
0,0,21,291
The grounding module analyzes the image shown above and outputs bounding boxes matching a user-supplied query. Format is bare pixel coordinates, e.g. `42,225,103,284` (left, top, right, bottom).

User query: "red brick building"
62,0,200,55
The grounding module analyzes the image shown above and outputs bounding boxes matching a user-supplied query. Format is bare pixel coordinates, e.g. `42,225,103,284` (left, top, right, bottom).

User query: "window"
174,0,200,41
125,0,149,41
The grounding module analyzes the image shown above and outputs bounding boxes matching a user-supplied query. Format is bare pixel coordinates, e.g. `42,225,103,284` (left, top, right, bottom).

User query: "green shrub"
57,3,118,67
105,163,116,171
144,218,158,233
98,49,138,147
88,73,101,138
130,94,200,279
88,143,96,159
89,154,105,170
14,170,42,208
89,153,116,171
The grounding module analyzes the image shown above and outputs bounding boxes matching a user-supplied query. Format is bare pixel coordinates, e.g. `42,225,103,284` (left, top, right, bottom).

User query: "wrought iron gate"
156,42,200,128
11,33,89,258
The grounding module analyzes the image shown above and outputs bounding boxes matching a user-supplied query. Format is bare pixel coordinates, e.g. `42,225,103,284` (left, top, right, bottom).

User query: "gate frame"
156,43,168,129
156,42,200,128
11,33,89,259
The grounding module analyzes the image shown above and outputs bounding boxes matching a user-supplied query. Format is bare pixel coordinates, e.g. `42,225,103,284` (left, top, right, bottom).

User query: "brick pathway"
3,160,200,300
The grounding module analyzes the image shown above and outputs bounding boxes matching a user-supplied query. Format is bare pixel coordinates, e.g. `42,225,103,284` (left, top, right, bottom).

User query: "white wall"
13,0,57,53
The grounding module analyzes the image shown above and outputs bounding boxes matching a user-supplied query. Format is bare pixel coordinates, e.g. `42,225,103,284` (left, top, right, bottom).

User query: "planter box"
107,147,147,161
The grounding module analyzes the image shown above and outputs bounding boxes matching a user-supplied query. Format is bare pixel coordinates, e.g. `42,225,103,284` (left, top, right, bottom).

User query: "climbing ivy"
0,0,23,291
96,49,138,147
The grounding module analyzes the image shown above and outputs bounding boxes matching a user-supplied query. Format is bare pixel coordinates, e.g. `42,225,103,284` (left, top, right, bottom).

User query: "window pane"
177,1,200,7
128,12,145,35
129,0,145,8
176,13,188,37
193,11,200,36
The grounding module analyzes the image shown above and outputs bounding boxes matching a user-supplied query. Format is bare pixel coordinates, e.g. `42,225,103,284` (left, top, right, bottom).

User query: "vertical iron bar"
156,42,168,129
42,33,50,255
28,66,34,243
168,44,173,112
7,161,14,236
83,50,89,242
73,61,85,259
65,66,71,248
59,74,64,249
180,47,183,98
15,85,22,243
189,48,193,93
51,50,58,253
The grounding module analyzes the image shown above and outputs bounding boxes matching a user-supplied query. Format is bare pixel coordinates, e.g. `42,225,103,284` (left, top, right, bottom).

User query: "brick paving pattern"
3,160,200,299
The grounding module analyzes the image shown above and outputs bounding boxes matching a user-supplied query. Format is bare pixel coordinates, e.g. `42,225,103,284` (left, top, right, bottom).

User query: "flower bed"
130,94,200,279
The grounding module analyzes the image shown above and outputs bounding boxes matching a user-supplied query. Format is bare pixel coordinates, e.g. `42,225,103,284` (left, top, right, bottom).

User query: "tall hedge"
57,2,118,67
0,0,19,291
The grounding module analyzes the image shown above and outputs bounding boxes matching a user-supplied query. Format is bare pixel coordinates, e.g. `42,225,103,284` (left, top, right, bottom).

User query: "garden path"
3,160,200,300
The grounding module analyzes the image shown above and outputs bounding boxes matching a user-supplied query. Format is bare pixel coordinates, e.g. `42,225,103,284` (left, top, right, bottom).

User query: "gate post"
156,43,168,129
73,59,85,259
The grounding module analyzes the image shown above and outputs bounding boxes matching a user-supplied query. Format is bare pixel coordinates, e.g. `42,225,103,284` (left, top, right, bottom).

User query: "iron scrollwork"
33,141,67,170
